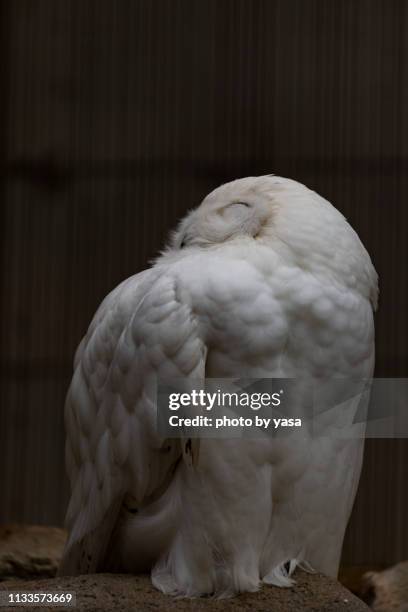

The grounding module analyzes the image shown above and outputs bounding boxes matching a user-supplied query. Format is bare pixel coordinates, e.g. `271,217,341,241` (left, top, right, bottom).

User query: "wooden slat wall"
0,0,407,567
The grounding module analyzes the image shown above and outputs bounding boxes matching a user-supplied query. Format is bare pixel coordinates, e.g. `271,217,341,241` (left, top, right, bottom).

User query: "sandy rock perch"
0,572,369,612
0,526,368,611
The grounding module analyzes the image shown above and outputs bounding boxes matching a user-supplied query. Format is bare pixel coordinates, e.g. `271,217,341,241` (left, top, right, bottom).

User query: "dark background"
1,0,407,569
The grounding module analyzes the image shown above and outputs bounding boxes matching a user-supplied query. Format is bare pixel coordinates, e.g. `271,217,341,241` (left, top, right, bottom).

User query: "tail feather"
58,499,122,576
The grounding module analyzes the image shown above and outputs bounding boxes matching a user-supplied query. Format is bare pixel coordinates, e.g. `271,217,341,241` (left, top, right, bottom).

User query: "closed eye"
218,201,251,216
229,201,251,208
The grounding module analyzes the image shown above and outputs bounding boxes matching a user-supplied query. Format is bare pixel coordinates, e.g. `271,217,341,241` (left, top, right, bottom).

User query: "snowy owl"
59,176,378,597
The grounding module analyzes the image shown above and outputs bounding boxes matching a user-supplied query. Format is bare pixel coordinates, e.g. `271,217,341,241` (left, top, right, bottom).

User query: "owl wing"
59,268,206,575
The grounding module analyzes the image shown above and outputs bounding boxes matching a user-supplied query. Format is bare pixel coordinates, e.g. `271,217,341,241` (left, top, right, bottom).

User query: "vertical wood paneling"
0,0,407,567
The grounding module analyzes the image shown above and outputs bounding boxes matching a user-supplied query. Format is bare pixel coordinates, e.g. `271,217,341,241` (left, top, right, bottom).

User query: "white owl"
59,176,378,597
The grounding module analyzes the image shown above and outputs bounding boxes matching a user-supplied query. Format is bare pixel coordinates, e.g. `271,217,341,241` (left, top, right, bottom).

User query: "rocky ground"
0,571,369,612
359,562,408,612
0,525,66,581
0,524,374,611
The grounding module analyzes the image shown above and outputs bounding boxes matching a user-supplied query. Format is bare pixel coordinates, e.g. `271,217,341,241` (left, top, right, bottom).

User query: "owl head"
166,175,378,309
172,175,300,249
